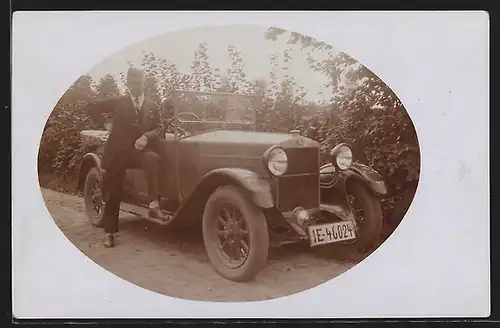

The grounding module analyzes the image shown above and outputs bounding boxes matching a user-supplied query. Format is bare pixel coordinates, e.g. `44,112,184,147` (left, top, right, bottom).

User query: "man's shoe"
148,206,166,221
104,233,115,248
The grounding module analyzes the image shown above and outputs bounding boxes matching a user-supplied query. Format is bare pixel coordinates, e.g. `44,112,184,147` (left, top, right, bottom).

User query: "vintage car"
77,90,387,282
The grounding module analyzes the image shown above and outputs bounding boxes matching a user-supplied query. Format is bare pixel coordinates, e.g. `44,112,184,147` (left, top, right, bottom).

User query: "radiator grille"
284,147,319,174
274,146,320,212
276,174,320,212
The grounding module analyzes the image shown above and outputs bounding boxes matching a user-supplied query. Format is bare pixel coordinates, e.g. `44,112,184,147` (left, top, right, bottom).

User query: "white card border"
11,10,490,319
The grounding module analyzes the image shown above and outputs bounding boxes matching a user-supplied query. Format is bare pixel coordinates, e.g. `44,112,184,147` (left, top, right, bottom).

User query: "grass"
38,173,79,195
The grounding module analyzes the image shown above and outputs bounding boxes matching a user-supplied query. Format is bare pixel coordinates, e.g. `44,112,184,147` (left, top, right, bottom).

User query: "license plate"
307,221,356,247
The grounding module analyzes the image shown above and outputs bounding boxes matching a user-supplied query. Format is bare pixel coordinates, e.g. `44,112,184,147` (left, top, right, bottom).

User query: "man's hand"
134,134,148,151
104,122,112,132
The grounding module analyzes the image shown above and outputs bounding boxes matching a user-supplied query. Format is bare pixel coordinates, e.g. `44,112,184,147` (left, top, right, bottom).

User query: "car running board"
120,202,174,226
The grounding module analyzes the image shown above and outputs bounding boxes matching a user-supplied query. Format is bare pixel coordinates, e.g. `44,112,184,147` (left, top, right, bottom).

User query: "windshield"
172,90,256,135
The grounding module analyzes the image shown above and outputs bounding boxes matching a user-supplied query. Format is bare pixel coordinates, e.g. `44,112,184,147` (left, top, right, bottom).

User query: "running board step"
120,202,174,225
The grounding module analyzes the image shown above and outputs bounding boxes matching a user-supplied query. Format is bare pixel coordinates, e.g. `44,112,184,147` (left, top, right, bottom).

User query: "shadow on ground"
116,215,366,265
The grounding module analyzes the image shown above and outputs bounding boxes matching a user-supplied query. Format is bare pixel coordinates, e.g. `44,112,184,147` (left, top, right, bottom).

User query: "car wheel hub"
216,204,250,267
91,181,103,215
347,194,365,231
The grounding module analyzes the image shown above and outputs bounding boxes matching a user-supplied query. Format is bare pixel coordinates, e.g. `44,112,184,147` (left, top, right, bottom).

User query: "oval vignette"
37,24,420,302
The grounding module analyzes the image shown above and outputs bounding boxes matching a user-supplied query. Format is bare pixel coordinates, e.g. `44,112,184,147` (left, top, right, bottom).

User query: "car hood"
181,130,319,157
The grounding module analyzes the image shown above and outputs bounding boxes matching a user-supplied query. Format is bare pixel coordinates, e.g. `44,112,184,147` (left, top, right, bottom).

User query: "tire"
342,179,384,254
202,185,269,282
83,167,105,227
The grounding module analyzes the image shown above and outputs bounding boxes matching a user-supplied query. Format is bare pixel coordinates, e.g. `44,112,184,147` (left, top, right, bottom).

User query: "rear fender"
77,153,104,192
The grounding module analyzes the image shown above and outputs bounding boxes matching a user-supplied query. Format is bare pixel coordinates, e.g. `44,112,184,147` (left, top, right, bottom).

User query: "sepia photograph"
35,24,422,302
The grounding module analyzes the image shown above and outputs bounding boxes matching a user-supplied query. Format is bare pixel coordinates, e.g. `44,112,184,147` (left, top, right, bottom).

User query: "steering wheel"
164,112,201,138
177,112,201,122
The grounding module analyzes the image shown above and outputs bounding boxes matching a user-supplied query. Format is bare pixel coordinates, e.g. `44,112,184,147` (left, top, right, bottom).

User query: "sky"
86,25,341,102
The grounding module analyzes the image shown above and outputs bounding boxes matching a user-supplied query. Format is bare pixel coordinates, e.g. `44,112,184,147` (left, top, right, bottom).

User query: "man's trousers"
101,149,161,234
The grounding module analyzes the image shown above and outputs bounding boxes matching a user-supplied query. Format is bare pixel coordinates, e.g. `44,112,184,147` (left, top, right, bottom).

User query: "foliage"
190,42,216,92
38,75,98,179
96,73,121,99
264,28,420,232
38,28,420,239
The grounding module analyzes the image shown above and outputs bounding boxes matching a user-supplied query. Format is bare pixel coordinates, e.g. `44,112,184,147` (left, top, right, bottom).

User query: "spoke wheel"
347,193,366,233
91,180,103,215
215,204,250,268
84,167,105,227
203,185,269,282
343,179,383,254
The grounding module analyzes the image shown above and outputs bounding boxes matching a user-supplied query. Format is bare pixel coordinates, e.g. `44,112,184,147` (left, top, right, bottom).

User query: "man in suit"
87,67,165,248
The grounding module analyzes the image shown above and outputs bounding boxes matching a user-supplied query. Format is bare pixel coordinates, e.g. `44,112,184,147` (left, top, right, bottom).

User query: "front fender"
319,162,386,222
201,168,274,209
344,162,387,196
168,168,274,229
77,153,104,192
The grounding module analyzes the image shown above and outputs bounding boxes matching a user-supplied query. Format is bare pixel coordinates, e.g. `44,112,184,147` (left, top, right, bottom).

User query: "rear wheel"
202,185,269,282
83,167,105,227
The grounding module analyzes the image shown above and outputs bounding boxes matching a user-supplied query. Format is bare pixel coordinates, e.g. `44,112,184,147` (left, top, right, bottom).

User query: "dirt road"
41,188,360,302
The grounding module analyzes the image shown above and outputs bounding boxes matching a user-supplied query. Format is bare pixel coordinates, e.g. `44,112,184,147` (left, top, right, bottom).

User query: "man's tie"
134,97,143,123
134,97,140,111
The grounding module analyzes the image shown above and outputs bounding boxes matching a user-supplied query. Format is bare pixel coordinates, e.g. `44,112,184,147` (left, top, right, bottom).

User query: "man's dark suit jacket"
86,94,163,170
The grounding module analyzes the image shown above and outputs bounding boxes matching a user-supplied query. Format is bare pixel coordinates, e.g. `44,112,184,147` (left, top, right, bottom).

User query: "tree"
265,27,332,51
38,32,419,242
190,43,216,92
38,75,97,177
158,59,184,100
226,45,252,94
257,47,310,132
140,52,162,104
251,78,275,132
267,52,279,100
96,73,121,99
144,73,161,105
265,27,420,238
265,27,362,103
276,48,310,129
214,74,232,93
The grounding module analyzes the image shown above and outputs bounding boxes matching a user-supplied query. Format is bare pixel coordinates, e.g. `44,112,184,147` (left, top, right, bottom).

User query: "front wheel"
83,167,105,227
202,185,269,282
342,179,384,254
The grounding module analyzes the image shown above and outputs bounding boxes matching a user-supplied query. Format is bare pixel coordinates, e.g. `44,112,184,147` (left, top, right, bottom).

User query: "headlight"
330,143,353,171
264,147,288,176
292,206,310,227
